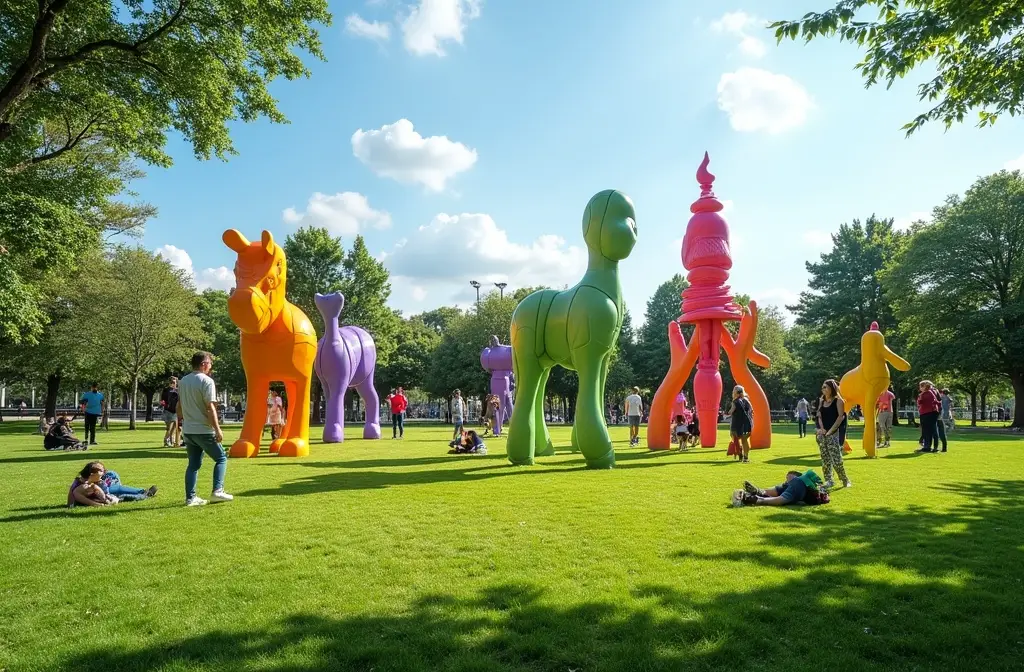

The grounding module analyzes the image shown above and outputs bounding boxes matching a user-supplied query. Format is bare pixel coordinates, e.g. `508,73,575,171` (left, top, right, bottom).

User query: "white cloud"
802,230,833,249
345,14,391,41
155,244,234,291
382,212,586,300
893,211,932,231
401,0,482,56
282,192,392,236
717,68,814,134
351,119,477,192
711,11,767,58
1005,153,1024,171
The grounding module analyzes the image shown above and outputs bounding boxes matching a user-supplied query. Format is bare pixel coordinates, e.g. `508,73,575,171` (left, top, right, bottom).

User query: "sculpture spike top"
680,153,742,323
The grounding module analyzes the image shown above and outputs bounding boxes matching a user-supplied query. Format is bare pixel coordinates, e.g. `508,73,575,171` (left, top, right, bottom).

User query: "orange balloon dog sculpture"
649,153,772,450
223,229,317,458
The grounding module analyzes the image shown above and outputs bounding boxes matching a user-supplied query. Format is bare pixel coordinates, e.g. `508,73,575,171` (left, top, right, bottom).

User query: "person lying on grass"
448,429,488,455
671,414,691,449
67,462,157,508
733,470,830,507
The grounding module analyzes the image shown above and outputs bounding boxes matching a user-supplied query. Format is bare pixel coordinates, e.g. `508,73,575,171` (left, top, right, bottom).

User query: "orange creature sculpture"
223,229,317,458
839,321,910,458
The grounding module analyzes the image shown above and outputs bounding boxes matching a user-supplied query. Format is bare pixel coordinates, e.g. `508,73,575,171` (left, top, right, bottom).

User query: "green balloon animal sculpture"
506,190,637,469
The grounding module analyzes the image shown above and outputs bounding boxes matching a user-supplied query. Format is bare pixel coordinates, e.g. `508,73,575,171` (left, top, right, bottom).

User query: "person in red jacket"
916,380,944,453
386,387,408,439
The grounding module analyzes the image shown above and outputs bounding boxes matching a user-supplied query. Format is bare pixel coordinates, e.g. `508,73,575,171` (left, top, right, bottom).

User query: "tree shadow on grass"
239,461,673,497
0,447,185,465
51,480,1024,671
0,502,183,524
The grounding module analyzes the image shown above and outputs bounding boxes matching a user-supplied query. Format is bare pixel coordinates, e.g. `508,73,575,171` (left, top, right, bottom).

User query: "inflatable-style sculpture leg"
321,373,348,443
649,321,699,450
721,302,773,449
506,342,544,465
231,376,269,458
356,375,382,439
693,320,723,448
573,350,614,468
278,375,311,457
534,368,555,457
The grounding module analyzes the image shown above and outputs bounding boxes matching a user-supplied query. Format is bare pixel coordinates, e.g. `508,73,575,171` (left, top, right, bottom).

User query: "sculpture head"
223,229,287,335
314,292,346,325
582,189,637,262
682,153,732,271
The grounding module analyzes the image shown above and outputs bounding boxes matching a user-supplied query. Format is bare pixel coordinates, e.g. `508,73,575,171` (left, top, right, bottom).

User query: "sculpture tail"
314,292,345,323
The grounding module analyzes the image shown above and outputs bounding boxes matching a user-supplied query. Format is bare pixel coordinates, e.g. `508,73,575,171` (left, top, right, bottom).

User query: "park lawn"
1,420,1022,671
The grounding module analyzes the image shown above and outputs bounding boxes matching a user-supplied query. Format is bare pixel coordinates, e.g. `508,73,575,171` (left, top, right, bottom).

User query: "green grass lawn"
2,420,1022,671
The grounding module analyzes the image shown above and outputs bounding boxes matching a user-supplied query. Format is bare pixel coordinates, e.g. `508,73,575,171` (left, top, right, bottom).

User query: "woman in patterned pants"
816,379,851,489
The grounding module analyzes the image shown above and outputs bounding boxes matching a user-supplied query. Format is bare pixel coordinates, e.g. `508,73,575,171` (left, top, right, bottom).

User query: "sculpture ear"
261,230,275,256
223,229,250,253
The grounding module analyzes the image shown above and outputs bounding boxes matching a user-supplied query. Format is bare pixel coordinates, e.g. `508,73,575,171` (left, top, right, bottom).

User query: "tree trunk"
129,375,139,430
980,387,989,425
44,372,61,418
970,389,978,427
144,389,156,422
311,378,322,425
1010,374,1024,428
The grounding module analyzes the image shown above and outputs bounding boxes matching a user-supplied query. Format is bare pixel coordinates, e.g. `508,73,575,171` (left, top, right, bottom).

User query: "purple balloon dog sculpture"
481,335,514,436
314,292,381,442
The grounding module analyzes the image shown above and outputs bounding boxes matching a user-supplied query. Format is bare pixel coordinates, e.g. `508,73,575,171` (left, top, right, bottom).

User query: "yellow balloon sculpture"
223,229,317,458
839,321,910,457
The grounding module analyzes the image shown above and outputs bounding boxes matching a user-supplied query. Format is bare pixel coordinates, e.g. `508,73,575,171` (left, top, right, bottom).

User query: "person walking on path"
876,386,896,448
625,387,643,447
795,397,809,438
386,387,408,439
816,379,852,490
176,351,233,507
79,383,104,446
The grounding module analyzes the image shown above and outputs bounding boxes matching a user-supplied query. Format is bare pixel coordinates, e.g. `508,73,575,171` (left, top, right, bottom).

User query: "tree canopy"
1,0,331,170
772,0,1024,134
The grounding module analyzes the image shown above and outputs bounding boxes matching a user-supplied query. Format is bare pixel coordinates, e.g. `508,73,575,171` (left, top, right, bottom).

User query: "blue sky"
144,0,1024,325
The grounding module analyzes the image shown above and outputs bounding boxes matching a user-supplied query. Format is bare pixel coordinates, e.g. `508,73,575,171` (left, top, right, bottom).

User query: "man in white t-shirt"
624,386,643,446
176,351,233,507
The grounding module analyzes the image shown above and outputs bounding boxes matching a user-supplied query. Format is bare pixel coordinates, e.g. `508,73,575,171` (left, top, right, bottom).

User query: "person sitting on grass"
734,470,830,507
44,415,86,451
38,414,52,435
448,429,488,455
98,465,157,502
671,414,690,448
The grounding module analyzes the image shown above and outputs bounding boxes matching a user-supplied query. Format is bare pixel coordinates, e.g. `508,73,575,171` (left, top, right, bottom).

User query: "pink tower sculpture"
648,153,772,450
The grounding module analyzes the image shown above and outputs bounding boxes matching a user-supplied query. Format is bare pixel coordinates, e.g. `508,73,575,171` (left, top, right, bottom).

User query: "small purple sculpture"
314,292,381,442
481,335,514,436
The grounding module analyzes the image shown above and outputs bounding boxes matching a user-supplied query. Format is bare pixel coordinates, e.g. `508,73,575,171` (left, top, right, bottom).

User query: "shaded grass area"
1,421,1022,670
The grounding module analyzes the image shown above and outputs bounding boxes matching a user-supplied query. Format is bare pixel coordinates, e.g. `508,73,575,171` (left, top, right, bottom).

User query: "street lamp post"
469,280,481,304
494,282,507,299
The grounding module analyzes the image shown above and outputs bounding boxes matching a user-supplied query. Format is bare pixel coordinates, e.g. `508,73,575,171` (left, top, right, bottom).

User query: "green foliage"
634,274,690,392
884,170,1024,425
196,289,245,393
378,316,442,394
0,0,332,169
771,1,1024,134
339,235,400,367
789,217,904,381
282,226,345,334
60,247,205,428
750,304,797,407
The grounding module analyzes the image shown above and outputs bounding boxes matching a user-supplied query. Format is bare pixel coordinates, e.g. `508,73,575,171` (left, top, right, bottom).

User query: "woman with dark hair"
727,385,754,463
816,379,851,489
44,415,86,451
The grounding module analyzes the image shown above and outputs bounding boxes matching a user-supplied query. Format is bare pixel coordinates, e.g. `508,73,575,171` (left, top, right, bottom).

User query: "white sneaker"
210,490,234,502
843,480,853,488
186,496,208,507
823,479,835,490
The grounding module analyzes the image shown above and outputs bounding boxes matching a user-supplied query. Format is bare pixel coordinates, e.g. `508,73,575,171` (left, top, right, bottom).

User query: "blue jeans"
184,434,226,499
392,412,404,437
100,482,147,501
